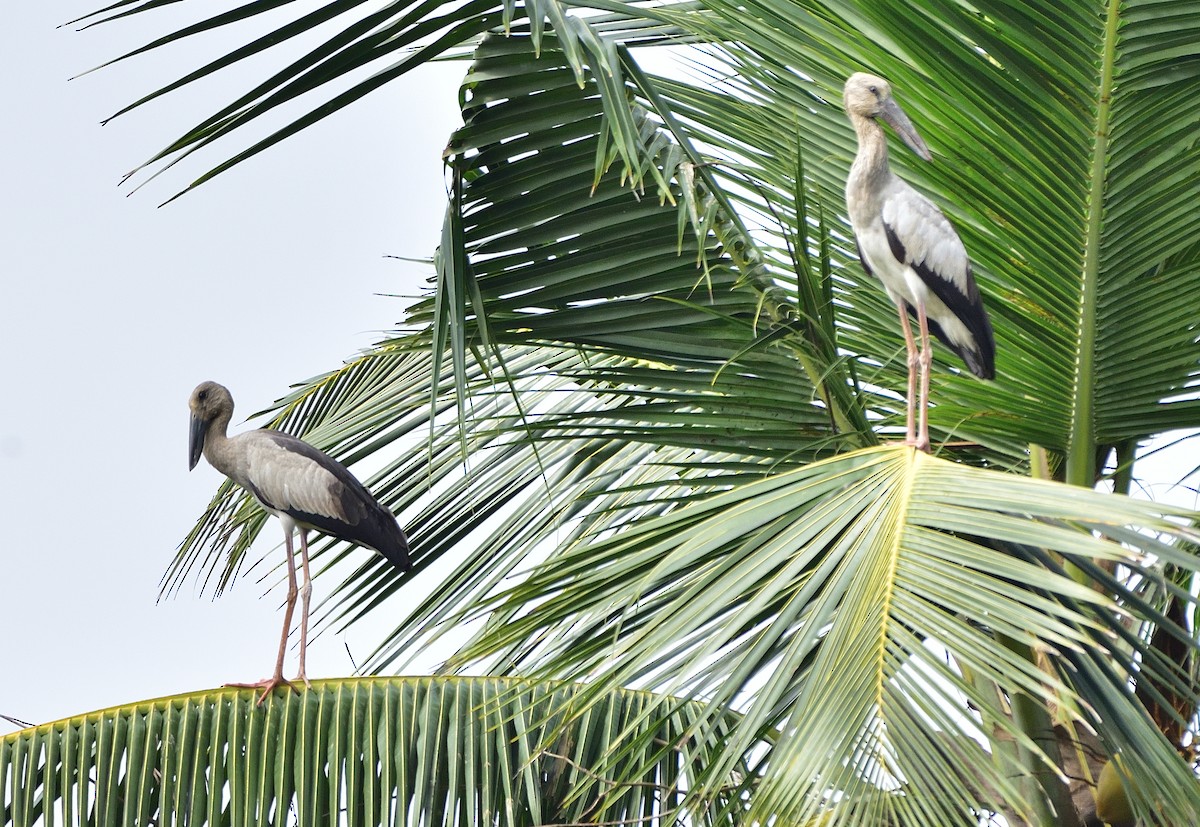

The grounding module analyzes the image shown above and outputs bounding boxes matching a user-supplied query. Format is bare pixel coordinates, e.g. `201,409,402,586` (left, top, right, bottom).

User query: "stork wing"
880,187,974,300
881,186,995,379
239,430,411,569
241,431,373,528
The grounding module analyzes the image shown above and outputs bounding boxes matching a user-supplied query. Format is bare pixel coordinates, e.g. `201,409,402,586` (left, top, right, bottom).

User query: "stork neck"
846,113,891,222
850,114,890,179
202,409,239,477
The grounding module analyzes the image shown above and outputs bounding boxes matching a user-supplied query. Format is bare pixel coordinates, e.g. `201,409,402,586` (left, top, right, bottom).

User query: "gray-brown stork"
188,381,410,703
843,72,994,451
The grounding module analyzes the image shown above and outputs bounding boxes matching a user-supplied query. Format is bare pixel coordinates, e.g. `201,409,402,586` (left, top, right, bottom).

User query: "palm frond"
0,677,750,827
645,0,1200,477
73,0,699,200
453,445,1200,826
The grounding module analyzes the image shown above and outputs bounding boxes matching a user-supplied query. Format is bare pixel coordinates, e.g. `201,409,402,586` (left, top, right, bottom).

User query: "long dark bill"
881,98,932,162
189,415,211,471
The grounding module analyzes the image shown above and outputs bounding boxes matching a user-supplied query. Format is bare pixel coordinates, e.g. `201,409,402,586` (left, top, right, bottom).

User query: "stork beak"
881,98,932,161
189,414,210,471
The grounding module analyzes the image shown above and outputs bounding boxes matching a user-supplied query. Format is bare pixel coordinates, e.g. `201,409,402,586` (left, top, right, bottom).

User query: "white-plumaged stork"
188,381,410,703
843,72,994,451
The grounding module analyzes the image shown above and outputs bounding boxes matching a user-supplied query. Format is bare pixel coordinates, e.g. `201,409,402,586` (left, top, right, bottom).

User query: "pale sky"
1,3,462,729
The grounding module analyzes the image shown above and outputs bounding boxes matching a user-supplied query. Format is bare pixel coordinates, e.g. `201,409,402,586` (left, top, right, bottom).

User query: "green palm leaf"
71,0,691,201
430,31,870,439
455,445,1200,825
645,0,1200,478
0,677,749,827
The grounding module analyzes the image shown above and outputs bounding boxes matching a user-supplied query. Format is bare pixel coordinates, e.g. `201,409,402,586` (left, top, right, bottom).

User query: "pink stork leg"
295,531,314,688
915,299,933,452
896,300,919,446
227,530,300,705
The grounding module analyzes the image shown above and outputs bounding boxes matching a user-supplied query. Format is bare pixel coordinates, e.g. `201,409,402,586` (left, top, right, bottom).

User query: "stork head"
188,381,234,470
843,72,932,161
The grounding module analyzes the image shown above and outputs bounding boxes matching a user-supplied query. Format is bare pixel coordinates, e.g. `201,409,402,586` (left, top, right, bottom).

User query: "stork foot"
292,670,313,690
899,436,931,454
226,675,299,706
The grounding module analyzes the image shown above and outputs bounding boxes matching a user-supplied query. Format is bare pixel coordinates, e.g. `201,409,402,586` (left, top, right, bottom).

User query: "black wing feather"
910,259,995,379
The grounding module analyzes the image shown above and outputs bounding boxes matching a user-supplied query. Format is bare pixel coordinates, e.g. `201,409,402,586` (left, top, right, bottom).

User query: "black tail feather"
920,313,995,380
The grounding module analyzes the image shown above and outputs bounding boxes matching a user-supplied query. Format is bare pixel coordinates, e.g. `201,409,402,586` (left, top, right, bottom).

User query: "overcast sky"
1,3,462,729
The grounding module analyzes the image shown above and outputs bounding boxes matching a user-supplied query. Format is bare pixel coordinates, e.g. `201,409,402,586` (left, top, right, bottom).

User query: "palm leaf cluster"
9,1,1200,825
1,678,747,827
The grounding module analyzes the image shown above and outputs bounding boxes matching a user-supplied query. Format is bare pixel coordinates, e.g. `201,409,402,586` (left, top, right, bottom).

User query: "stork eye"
869,85,878,95
198,390,208,401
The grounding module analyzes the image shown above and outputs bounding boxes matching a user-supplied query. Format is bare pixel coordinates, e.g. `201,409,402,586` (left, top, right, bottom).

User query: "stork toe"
226,675,299,706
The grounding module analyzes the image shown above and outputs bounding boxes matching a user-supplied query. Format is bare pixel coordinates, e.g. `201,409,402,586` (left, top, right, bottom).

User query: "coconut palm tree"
4,2,1199,826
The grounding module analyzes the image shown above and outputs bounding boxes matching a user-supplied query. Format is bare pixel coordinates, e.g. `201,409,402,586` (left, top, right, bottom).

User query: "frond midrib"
1066,0,1121,485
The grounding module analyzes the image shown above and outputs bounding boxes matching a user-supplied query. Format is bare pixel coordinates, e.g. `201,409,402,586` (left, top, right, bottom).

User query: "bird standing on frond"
843,72,994,451
188,381,411,704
